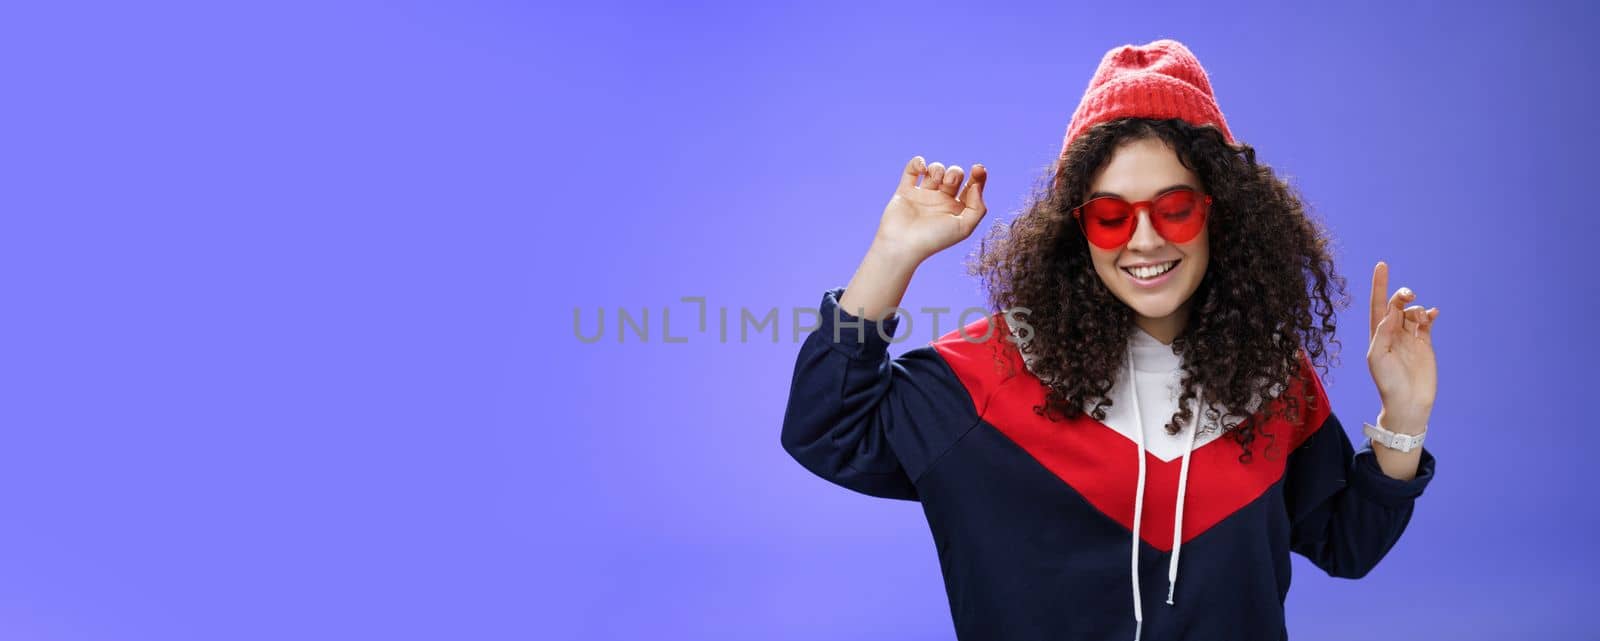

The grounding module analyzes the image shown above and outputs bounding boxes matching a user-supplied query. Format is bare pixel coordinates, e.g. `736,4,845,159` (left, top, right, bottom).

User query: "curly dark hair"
967,117,1350,462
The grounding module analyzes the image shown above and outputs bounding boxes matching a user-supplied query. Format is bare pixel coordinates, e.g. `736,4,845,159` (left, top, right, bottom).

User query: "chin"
1124,298,1183,320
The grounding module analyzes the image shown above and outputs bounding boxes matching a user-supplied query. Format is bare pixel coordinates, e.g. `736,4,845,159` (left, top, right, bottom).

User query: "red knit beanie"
1058,39,1235,162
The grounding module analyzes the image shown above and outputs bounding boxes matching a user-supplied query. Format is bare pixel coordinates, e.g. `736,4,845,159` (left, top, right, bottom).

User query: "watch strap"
1363,420,1426,453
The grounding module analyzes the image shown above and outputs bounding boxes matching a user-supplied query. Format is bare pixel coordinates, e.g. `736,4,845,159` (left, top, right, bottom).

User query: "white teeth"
1125,260,1177,280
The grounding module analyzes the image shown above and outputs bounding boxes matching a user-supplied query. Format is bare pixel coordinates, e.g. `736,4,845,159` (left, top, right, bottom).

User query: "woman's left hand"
1367,261,1439,433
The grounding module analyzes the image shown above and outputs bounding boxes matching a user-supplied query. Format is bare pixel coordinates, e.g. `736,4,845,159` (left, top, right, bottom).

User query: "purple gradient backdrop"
3,1,1595,639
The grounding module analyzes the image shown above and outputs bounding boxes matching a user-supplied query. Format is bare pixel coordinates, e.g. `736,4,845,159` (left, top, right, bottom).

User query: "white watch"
1363,420,1427,453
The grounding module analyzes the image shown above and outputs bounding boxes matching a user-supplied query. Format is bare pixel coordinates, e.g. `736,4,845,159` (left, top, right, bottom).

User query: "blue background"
4,1,1595,639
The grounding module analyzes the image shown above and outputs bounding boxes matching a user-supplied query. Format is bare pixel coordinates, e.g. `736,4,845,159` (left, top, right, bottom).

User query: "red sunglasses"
1071,187,1212,250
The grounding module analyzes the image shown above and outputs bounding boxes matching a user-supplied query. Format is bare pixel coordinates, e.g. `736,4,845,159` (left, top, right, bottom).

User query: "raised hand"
836,156,990,322
875,156,989,263
1367,260,1439,433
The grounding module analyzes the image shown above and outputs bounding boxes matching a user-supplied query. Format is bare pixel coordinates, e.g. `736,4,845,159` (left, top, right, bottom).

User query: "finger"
898,156,926,191
923,162,946,190
957,164,989,236
1419,307,1439,338
940,165,964,198
1389,302,1409,340
1386,286,1415,315
1371,304,1399,353
1370,261,1389,340
1402,305,1427,337
959,163,988,210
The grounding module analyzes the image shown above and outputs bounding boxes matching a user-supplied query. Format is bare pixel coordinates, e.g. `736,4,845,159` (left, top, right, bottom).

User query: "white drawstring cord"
1167,390,1203,605
1127,348,1147,641
1127,345,1207,637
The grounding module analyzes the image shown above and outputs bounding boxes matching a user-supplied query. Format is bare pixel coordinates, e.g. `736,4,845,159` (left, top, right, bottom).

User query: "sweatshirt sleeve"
1283,408,1437,579
779,287,982,501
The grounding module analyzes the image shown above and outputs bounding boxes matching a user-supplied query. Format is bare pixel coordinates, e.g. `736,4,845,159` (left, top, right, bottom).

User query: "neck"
1134,304,1189,346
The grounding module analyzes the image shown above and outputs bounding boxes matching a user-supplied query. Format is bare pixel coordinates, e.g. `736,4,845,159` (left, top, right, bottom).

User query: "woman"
779,39,1439,641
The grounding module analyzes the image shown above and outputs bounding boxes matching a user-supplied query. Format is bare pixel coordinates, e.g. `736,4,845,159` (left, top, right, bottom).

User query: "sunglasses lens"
1151,190,1206,244
1080,198,1133,248
1077,190,1209,248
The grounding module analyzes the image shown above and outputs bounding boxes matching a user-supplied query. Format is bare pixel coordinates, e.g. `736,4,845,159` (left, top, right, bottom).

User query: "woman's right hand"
835,156,989,322
874,156,989,263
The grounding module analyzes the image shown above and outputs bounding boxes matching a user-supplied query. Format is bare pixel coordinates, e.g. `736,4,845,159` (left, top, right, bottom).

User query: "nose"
1125,207,1164,252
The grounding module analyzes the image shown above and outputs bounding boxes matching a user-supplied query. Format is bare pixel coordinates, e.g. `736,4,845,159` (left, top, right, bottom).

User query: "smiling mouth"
1122,259,1180,280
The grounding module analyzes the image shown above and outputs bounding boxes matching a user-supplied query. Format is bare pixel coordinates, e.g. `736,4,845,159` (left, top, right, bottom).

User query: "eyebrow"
1087,184,1196,201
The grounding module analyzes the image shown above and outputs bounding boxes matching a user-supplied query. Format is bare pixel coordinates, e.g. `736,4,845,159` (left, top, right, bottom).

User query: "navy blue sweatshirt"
780,287,1436,641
